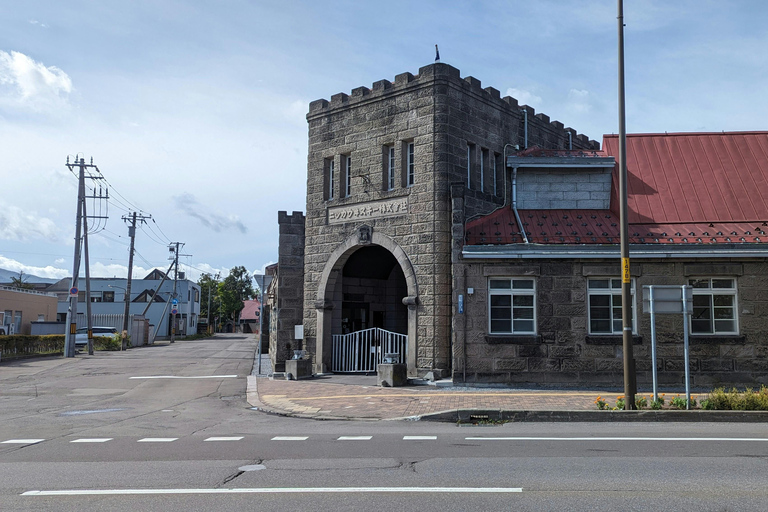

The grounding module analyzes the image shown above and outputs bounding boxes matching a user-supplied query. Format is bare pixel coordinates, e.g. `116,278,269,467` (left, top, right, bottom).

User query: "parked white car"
75,326,117,346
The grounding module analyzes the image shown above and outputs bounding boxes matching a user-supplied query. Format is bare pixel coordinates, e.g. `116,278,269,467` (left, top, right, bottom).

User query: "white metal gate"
332,328,407,373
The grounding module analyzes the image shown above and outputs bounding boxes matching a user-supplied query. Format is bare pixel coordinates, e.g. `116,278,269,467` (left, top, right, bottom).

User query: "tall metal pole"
170,242,180,343
64,157,85,358
82,181,94,356
123,211,137,350
618,0,636,409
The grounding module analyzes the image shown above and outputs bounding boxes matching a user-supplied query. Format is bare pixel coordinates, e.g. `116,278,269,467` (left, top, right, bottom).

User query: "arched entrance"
314,228,418,376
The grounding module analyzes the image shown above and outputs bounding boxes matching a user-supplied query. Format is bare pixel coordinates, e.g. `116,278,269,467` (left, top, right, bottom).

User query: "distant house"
239,298,261,334
0,286,58,335
47,270,201,340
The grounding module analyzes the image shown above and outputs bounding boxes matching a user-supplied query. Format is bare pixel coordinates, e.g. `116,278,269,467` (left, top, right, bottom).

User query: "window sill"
689,335,746,344
585,335,643,345
485,335,541,345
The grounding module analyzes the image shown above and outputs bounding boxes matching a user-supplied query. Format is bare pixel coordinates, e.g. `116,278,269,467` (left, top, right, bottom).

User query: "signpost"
642,285,694,409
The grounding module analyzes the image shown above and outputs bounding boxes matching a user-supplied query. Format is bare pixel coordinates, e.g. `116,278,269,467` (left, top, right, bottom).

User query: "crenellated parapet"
307,63,599,149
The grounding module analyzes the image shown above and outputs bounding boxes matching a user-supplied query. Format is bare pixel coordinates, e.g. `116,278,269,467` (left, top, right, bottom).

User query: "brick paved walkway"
247,375,645,420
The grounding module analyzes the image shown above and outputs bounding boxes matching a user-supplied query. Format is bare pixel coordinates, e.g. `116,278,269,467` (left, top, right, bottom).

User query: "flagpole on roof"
617,0,637,409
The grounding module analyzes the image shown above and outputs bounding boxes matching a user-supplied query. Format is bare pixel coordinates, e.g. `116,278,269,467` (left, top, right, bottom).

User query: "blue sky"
1,0,767,282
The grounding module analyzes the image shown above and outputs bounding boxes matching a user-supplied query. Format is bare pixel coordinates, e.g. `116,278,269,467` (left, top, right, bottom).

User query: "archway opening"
334,245,408,336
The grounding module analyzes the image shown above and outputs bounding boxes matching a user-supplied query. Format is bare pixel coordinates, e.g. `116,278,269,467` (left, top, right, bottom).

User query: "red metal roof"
240,299,261,321
466,132,768,246
605,132,768,224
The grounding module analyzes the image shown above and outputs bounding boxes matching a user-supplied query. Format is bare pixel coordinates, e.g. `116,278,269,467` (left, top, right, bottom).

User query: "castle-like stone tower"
289,62,596,377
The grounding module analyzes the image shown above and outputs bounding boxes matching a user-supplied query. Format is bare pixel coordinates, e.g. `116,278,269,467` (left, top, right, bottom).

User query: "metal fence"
331,328,407,373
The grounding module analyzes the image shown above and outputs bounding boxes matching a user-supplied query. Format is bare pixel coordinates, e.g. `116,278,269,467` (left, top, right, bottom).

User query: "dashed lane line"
337,436,373,441
403,436,437,440
137,438,178,443
204,437,244,442
70,438,113,443
2,439,45,445
464,436,768,442
271,436,309,441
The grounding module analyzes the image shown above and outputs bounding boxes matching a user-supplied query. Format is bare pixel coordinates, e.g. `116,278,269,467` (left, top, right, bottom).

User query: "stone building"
272,62,768,387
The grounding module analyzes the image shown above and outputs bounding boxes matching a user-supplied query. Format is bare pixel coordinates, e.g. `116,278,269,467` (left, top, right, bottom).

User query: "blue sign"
171,298,179,305
458,294,464,314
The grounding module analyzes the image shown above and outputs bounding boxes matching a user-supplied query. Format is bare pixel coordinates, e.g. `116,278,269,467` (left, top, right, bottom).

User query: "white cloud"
55,258,65,264
0,50,72,112
566,88,592,114
505,88,543,110
0,255,68,279
173,193,247,234
28,20,49,28
0,203,61,241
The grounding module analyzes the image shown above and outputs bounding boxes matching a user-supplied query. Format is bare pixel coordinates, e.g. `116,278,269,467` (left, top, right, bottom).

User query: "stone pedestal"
378,363,408,387
285,359,313,380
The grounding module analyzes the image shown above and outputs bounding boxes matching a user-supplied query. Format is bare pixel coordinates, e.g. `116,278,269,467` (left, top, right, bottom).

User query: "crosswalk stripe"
70,438,113,443
337,436,373,441
271,436,308,441
204,437,244,442
403,436,437,440
137,438,178,443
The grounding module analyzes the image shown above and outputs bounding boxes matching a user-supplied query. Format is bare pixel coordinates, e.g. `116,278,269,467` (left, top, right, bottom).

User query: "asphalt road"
2,333,767,511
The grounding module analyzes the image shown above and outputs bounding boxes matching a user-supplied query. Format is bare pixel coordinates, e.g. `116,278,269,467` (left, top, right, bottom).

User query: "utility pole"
207,272,219,335
63,156,107,358
122,211,151,350
617,0,636,408
168,242,188,343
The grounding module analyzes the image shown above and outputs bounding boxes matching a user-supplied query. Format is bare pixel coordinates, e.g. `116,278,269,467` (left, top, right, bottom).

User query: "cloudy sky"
1,0,766,283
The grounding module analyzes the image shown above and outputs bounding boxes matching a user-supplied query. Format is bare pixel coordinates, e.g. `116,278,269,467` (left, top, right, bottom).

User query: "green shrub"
0,335,65,359
702,387,768,411
93,335,122,351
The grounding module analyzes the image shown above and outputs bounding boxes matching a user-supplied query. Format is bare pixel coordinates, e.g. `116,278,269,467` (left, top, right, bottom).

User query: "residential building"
0,286,58,335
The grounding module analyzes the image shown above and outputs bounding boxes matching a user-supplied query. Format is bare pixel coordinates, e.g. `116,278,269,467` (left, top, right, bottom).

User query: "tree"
218,266,255,328
10,271,34,290
197,272,220,322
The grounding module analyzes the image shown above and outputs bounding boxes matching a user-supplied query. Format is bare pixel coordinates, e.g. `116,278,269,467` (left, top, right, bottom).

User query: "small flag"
435,44,440,63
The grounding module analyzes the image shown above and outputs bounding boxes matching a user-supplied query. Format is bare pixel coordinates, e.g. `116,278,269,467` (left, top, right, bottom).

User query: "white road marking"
403,436,437,440
204,437,244,442
22,487,523,496
337,436,373,441
271,436,308,441
2,439,44,445
70,438,113,443
465,436,768,442
129,375,238,379
137,438,178,443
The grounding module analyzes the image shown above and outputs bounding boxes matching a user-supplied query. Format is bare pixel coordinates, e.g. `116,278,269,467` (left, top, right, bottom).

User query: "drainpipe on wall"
511,166,529,244
568,131,573,150
521,109,528,149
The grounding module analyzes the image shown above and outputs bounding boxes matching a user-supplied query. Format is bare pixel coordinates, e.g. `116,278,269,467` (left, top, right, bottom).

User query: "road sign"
171,308,178,315
171,298,179,305
69,287,78,297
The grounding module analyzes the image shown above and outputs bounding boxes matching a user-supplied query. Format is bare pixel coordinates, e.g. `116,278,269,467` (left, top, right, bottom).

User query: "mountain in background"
0,268,61,285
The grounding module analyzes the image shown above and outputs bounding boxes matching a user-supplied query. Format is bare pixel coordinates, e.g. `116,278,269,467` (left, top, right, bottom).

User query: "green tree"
218,266,255,328
10,271,34,290
197,272,221,323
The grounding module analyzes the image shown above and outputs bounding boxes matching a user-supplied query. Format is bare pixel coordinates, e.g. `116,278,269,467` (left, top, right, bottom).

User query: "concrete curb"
420,409,768,423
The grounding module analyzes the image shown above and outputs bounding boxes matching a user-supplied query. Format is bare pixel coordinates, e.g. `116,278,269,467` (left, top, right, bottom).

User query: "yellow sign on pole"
622,257,631,283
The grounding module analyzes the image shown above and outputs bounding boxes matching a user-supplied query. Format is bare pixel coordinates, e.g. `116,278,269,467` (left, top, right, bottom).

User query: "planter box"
285,358,313,380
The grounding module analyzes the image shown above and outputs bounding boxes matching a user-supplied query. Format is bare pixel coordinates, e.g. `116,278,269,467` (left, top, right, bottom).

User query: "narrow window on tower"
344,155,352,197
384,145,395,191
406,142,415,187
326,158,335,200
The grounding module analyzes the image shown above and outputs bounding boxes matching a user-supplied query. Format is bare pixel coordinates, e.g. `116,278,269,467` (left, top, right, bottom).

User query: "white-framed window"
328,159,335,200
387,146,395,190
488,277,536,334
689,277,738,334
344,155,352,197
587,278,636,334
406,142,415,187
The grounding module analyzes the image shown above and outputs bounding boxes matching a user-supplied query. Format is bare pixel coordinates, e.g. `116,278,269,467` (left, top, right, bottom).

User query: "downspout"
511,166,529,244
568,131,573,150
521,109,528,149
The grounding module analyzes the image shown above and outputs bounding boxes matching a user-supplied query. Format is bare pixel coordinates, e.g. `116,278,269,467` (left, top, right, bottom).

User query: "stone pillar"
273,211,305,372
314,299,333,374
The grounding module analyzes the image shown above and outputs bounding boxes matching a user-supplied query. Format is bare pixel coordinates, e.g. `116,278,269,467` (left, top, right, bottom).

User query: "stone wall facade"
299,63,596,377
452,249,768,387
